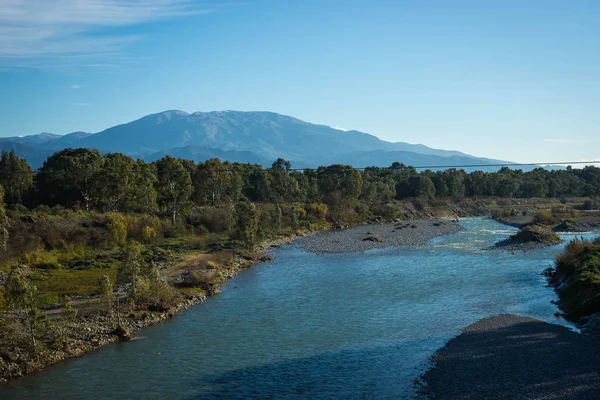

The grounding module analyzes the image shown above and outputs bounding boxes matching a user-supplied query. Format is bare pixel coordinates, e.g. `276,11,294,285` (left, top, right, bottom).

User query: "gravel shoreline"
419,314,600,399
301,219,464,254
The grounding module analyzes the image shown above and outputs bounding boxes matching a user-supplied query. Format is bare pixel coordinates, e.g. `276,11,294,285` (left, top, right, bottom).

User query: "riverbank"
302,219,463,253
419,314,600,399
0,228,323,383
0,197,590,383
0,217,464,382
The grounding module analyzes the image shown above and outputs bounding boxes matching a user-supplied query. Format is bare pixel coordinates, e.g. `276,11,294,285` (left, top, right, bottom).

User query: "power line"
5,160,600,174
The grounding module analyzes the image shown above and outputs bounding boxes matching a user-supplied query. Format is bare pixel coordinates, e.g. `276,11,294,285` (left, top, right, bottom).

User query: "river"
1,218,597,399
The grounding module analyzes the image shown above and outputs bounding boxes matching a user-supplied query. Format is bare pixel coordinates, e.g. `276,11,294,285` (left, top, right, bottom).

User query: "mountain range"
0,110,508,169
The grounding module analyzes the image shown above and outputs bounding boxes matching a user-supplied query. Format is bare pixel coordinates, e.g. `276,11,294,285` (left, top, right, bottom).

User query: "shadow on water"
184,341,433,400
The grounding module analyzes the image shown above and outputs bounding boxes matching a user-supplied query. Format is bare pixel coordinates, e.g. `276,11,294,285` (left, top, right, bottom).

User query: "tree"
415,175,436,199
5,269,45,355
153,156,193,224
117,240,145,297
96,153,137,211
35,148,104,210
235,201,259,248
317,164,363,205
0,151,34,205
98,275,118,326
128,160,159,212
268,158,298,202
0,185,8,254
194,159,241,206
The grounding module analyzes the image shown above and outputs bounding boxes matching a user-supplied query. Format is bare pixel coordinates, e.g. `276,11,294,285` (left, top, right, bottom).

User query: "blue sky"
1,0,599,163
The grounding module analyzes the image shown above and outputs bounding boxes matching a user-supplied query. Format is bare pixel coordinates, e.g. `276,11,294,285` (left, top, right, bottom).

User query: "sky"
0,0,599,163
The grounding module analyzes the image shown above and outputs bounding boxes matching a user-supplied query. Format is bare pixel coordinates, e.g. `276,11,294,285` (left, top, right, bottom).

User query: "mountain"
144,145,312,167
0,110,509,169
0,141,54,169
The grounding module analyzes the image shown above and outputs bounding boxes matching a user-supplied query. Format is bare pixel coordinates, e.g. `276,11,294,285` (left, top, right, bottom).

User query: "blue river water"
1,218,597,399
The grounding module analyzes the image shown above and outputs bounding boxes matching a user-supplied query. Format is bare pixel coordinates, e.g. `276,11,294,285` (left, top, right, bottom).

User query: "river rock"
113,326,134,341
512,224,561,244
492,224,562,251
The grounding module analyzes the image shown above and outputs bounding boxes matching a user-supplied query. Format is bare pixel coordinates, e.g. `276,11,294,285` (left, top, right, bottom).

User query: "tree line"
0,149,599,222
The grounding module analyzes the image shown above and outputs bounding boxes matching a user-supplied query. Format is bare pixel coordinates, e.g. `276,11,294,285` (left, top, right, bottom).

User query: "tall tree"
235,201,259,248
97,153,137,211
35,148,104,210
117,240,145,297
128,160,159,212
5,269,43,354
194,158,241,205
317,164,363,205
153,156,193,224
0,151,34,205
268,158,297,202
0,185,8,254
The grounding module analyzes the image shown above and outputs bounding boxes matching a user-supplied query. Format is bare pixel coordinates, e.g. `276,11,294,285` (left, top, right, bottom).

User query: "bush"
582,198,600,210
141,225,157,242
533,210,558,225
10,204,28,213
24,250,61,269
35,205,52,214
106,212,127,245
186,206,234,233
306,203,328,219
412,198,427,211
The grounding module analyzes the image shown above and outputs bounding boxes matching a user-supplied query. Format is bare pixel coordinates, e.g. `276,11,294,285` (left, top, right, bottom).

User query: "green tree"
415,175,436,199
153,156,193,224
5,269,46,355
194,159,241,206
268,158,298,202
0,151,34,205
117,240,145,297
235,201,259,248
98,275,118,325
128,160,159,212
317,164,363,205
0,185,8,254
97,153,137,211
35,148,104,210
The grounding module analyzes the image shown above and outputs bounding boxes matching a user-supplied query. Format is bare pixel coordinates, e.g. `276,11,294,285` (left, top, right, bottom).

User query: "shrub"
186,206,234,233
306,203,328,219
105,212,128,245
10,204,28,213
533,210,558,226
141,225,157,243
51,205,65,216
412,198,427,211
35,205,52,214
24,250,61,269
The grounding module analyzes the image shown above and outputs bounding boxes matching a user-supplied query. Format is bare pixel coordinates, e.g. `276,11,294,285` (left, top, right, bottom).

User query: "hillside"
0,110,506,169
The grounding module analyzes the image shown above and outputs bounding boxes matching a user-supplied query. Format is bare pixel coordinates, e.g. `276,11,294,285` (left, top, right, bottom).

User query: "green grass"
30,268,118,306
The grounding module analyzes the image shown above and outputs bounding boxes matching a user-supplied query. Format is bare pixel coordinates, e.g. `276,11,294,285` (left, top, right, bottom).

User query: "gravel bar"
419,314,600,399
301,219,464,254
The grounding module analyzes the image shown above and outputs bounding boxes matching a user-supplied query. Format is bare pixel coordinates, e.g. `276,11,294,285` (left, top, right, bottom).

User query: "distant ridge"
0,110,509,169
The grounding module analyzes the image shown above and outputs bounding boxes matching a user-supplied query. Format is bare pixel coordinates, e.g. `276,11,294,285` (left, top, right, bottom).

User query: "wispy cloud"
73,102,89,106
543,138,593,144
70,84,82,89
0,1,212,69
